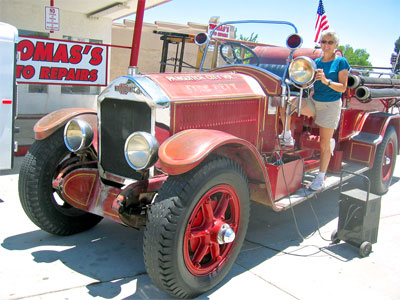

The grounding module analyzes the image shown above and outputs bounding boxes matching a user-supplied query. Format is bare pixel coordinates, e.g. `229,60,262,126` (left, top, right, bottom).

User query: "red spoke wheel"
184,185,240,276
143,156,250,298
369,126,397,195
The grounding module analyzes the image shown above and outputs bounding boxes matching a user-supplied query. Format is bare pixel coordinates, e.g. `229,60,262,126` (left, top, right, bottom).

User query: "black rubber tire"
143,156,250,298
359,241,372,258
369,126,397,195
18,128,103,236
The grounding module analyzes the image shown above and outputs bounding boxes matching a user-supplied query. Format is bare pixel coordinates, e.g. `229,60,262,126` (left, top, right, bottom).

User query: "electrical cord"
275,151,332,242
245,151,350,261
243,237,348,262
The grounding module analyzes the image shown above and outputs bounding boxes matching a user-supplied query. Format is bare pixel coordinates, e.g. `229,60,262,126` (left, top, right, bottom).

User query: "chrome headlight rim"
64,119,94,152
288,56,317,87
124,131,159,171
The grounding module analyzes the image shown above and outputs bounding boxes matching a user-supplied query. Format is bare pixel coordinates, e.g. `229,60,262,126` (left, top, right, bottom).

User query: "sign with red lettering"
16,36,108,86
45,6,60,31
208,23,231,39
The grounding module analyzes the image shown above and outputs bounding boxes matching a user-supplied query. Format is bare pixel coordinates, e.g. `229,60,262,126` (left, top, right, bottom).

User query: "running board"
274,162,369,210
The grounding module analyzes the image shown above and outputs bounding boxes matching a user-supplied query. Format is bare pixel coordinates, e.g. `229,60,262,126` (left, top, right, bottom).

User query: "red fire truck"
15,20,400,298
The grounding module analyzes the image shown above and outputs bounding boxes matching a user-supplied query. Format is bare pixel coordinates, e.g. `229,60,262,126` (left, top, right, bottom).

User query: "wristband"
327,79,332,86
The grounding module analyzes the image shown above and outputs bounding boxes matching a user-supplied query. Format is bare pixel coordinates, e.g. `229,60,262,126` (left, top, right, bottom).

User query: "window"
28,85,48,93
61,85,100,95
63,35,102,44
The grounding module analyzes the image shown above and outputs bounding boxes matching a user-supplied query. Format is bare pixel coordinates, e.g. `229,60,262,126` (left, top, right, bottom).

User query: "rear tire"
143,156,250,298
18,129,102,236
370,126,397,195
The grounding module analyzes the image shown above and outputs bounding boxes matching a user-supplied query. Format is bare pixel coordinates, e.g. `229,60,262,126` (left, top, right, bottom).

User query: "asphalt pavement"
1,156,400,300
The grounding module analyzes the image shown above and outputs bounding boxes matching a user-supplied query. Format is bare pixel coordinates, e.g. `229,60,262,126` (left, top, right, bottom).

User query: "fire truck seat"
259,64,286,77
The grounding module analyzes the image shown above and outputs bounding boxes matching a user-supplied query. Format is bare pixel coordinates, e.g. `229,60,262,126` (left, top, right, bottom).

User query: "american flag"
314,0,330,43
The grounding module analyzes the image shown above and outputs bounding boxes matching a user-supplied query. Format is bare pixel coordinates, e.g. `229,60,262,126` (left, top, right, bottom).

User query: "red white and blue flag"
314,0,330,43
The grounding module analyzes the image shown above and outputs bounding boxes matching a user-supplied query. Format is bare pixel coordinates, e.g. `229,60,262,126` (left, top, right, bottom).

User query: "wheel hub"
183,184,240,276
217,223,235,244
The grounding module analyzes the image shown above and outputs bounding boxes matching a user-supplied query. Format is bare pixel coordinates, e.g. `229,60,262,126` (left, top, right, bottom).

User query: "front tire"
370,126,397,195
143,156,250,298
18,129,102,236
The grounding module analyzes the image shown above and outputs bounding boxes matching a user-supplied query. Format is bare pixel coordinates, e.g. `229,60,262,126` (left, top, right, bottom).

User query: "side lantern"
64,119,94,152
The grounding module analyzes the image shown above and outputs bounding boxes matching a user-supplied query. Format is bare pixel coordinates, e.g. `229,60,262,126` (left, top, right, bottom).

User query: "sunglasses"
321,40,335,45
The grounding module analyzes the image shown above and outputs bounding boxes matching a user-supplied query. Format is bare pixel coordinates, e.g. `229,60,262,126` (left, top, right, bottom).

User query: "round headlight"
289,56,317,87
64,119,93,152
124,132,159,171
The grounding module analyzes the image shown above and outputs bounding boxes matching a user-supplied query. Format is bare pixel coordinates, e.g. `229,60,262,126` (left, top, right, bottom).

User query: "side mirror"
286,33,303,50
195,32,209,46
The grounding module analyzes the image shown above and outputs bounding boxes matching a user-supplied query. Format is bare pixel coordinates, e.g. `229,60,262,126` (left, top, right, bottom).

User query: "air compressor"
331,171,381,257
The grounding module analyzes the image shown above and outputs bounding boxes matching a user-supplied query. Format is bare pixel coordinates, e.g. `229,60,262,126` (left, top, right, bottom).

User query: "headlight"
289,56,317,87
64,119,93,152
124,132,159,171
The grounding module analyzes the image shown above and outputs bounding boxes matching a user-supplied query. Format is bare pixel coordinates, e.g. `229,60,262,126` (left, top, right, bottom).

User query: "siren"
195,32,209,46
286,33,303,50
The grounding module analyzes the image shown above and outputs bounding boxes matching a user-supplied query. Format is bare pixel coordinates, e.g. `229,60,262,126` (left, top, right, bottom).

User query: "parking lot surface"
1,156,400,300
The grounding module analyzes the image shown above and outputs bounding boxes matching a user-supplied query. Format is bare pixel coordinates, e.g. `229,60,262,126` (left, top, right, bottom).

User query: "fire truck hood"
98,72,266,107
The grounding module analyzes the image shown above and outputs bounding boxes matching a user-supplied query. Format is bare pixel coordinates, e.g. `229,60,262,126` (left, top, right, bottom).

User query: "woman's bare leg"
319,126,335,173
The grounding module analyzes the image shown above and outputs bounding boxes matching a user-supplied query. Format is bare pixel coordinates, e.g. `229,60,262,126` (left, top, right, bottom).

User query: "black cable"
275,151,332,242
244,238,349,262
277,151,313,241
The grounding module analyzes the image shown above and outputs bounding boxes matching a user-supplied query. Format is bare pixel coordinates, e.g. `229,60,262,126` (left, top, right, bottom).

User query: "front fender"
34,107,97,140
158,129,262,174
158,129,277,209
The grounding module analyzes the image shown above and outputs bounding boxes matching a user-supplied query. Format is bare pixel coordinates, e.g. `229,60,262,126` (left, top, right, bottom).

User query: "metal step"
274,162,369,210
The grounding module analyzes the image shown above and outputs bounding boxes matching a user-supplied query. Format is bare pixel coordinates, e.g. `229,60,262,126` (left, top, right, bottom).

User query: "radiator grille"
100,99,151,180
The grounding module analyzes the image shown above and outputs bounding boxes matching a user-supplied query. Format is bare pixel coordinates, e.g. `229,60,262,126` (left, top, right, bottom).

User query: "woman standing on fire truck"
281,30,350,190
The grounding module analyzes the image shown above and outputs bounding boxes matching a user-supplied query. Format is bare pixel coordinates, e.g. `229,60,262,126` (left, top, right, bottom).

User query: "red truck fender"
34,108,98,150
345,112,400,166
158,129,277,208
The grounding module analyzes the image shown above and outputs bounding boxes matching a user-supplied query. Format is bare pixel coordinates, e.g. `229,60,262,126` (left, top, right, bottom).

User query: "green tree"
393,36,400,75
234,28,258,42
338,44,372,67
394,36,400,54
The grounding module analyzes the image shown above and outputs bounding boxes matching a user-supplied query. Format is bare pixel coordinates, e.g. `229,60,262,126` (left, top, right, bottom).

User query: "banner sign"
208,23,231,39
16,36,108,86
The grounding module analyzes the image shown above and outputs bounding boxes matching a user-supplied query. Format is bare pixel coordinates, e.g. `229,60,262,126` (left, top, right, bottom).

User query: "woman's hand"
315,69,329,85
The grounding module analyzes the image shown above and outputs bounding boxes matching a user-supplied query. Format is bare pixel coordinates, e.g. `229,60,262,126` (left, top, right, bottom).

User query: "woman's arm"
318,68,348,93
328,69,348,93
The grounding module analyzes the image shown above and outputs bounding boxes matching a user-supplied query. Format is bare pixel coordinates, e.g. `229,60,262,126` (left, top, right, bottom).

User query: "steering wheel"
219,42,260,66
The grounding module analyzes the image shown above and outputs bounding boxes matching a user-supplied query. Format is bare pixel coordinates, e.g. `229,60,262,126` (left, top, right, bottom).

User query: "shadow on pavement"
1,172,391,299
1,219,172,299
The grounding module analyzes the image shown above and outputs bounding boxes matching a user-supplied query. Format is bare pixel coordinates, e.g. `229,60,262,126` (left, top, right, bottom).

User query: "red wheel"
381,138,395,182
143,156,250,298
370,126,397,195
184,185,240,276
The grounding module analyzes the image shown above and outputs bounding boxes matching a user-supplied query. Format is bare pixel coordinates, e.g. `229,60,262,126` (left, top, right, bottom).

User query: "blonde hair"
320,30,339,44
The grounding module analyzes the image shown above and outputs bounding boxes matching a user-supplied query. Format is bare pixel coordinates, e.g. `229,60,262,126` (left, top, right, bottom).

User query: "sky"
118,0,399,69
